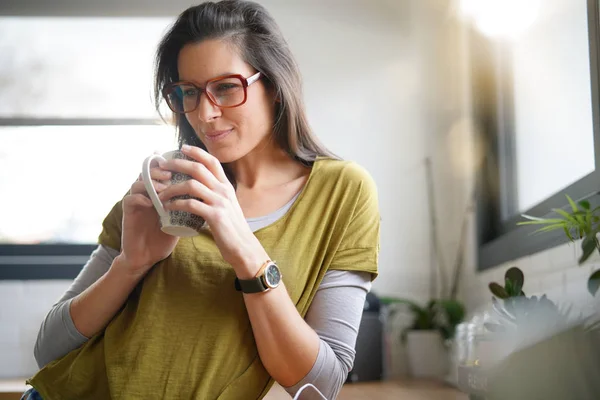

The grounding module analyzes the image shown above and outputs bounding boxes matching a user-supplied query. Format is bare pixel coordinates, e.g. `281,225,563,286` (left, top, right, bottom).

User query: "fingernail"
182,144,191,151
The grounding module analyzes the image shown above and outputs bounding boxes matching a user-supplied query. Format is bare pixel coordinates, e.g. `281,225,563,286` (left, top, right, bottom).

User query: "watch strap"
234,276,268,293
234,260,273,293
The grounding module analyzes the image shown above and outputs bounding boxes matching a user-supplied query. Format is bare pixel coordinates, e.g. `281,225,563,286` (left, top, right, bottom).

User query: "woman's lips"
204,128,233,142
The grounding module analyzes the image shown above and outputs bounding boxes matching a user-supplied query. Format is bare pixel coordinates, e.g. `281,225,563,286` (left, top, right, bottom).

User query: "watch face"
264,264,281,288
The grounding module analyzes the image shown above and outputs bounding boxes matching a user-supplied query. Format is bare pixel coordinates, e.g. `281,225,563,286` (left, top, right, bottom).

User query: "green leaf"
505,278,516,297
533,223,569,233
438,326,452,341
517,218,567,226
436,299,466,326
489,282,509,299
426,299,437,310
520,214,565,222
564,226,575,241
579,235,597,264
568,211,595,234
553,208,580,224
588,269,600,296
379,297,423,312
413,312,434,330
579,200,591,210
505,267,524,294
566,194,579,212
586,211,593,233
380,297,434,329
570,211,589,217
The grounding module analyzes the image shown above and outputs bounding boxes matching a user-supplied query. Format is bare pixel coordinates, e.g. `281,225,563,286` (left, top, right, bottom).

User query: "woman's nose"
196,92,221,122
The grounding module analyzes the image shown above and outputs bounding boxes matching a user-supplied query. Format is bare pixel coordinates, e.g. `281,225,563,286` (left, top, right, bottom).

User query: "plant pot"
406,330,449,378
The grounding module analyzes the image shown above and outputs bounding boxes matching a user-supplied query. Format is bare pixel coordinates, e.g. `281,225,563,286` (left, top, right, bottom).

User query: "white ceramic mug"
141,150,205,237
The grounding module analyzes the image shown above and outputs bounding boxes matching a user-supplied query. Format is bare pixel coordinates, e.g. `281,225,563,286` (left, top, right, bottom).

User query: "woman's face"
177,39,276,163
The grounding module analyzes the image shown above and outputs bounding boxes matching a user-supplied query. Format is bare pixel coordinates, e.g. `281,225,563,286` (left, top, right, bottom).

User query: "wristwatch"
234,260,282,293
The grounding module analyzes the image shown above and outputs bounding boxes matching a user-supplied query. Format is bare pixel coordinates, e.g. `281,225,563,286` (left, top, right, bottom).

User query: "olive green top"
27,157,380,400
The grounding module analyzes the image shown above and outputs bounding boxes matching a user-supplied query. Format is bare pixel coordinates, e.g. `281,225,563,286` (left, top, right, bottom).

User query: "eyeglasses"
162,72,262,114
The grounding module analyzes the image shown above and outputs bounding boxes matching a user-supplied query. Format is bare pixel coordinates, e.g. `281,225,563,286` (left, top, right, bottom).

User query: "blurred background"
0,0,599,398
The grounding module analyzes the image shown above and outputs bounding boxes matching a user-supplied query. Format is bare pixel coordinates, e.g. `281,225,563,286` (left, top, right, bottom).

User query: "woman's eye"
183,88,198,97
219,83,237,90
214,83,241,95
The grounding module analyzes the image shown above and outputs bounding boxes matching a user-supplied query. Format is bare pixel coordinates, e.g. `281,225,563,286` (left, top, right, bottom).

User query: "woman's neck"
230,142,300,191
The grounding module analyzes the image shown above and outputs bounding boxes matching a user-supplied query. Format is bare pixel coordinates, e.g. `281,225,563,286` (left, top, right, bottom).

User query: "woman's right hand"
116,166,180,278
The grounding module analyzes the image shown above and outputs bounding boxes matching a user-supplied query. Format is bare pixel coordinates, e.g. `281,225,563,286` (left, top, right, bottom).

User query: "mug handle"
141,154,169,218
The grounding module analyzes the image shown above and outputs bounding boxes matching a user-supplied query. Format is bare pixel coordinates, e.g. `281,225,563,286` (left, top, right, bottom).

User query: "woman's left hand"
157,144,269,277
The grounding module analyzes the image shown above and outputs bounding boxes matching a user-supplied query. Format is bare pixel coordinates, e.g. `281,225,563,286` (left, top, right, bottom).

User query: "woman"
25,1,379,399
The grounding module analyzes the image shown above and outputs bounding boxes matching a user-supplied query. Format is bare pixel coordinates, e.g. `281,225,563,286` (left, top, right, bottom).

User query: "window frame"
475,0,600,270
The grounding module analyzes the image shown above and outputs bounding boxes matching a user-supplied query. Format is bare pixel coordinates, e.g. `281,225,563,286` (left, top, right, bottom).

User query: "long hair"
154,0,337,182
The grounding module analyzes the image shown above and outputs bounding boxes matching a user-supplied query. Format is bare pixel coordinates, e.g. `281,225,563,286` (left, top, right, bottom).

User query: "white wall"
0,0,475,379
0,281,72,378
269,0,432,299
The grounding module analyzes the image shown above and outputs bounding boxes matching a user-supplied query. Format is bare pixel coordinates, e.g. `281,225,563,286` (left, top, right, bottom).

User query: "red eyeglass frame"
162,71,262,113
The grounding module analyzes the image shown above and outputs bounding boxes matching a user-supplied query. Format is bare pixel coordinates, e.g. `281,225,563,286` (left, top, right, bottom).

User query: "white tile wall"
461,241,600,319
0,281,72,379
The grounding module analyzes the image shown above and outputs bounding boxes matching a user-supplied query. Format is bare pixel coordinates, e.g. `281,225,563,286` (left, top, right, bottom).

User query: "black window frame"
475,0,600,270
0,118,159,280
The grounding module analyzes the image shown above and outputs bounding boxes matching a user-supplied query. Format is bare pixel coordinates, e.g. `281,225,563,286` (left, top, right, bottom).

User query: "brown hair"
154,0,337,180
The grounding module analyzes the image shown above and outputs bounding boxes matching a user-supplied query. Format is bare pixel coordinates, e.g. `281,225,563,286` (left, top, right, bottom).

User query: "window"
0,126,176,245
512,0,595,213
472,0,600,269
0,17,178,279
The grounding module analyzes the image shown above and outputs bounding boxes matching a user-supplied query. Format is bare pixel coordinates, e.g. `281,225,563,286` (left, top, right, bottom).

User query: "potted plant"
457,265,585,398
457,264,600,399
380,297,465,378
484,266,573,360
